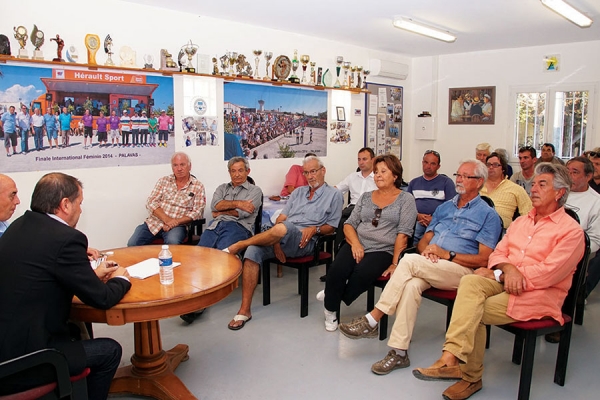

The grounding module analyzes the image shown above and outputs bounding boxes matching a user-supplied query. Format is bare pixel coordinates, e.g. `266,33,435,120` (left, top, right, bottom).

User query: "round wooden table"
71,245,242,400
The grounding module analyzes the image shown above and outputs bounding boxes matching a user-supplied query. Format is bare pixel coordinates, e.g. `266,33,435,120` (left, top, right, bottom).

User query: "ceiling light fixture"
392,16,456,43
541,0,593,27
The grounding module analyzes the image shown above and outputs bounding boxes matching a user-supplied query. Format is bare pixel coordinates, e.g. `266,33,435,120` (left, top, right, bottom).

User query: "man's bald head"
0,174,20,221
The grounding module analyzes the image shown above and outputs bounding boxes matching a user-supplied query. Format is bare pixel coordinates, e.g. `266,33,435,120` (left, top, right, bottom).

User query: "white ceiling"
124,0,600,57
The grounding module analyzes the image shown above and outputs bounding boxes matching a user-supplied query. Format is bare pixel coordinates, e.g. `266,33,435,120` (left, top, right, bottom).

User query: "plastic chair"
0,349,90,400
262,233,335,317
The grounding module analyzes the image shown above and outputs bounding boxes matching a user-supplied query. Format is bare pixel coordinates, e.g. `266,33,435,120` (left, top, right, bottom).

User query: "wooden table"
71,245,242,400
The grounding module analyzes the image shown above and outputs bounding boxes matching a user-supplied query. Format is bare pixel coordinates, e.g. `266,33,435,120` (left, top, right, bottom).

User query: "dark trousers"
335,205,355,249
81,338,122,400
586,252,600,297
324,243,391,312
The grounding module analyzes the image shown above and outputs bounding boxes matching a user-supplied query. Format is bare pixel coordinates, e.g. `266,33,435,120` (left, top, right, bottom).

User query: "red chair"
0,349,90,400
496,232,590,400
262,234,335,317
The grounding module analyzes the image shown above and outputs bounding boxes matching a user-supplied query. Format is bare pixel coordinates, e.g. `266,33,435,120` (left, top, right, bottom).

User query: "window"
513,86,593,159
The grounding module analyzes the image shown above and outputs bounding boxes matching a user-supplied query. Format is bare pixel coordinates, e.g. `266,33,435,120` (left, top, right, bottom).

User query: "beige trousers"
443,274,516,382
375,253,473,350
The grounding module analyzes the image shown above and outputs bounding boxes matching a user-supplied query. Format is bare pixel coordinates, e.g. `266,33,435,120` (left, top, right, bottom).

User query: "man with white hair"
475,143,491,164
0,174,20,237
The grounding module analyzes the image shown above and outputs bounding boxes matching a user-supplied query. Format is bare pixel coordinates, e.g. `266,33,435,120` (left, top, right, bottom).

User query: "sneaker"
371,350,410,375
339,316,378,339
316,290,325,301
324,310,338,332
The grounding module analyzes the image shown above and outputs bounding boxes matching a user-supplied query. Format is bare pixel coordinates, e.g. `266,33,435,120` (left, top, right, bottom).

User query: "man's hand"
162,216,180,231
501,264,527,295
299,226,317,249
381,263,397,278
87,247,101,260
95,261,119,282
273,243,286,263
350,243,365,263
417,213,432,227
474,267,495,280
110,266,131,280
236,200,255,213
421,244,447,263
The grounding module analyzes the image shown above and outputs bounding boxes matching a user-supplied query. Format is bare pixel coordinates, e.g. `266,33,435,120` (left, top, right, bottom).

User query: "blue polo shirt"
1,112,16,133
426,194,501,254
282,183,343,229
43,113,57,131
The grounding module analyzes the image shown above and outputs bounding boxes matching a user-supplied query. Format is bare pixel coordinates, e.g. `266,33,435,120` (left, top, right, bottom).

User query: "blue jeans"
127,222,187,246
198,220,251,250
19,127,29,152
243,221,315,265
33,126,44,150
81,338,122,400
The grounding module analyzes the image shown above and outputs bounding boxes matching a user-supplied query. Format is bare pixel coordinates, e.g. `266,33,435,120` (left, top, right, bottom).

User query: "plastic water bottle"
158,245,174,285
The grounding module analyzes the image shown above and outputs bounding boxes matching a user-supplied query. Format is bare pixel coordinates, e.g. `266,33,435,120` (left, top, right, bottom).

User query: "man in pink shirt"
413,162,585,400
157,110,170,148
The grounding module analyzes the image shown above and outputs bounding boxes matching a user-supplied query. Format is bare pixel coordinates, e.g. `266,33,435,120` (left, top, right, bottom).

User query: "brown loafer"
442,379,482,400
412,360,462,381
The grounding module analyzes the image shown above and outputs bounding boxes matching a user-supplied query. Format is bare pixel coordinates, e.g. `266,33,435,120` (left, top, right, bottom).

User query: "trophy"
160,49,179,71
316,67,323,86
31,25,44,60
300,54,310,84
227,51,238,76
0,34,11,56
181,40,199,73
50,34,64,62
309,61,316,85
350,66,357,88
362,70,370,89
219,54,228,75
66,46,78,62
263,51,273,80
104,34,114,66
143,54,154,69
334,56,343,88
119,45,136,68
342,61,351,89
253,49,262,79
13,26,28,59
84,33,100,64
236,54,252,76
211,56,219,75
356,66,363,89
288,49,300,84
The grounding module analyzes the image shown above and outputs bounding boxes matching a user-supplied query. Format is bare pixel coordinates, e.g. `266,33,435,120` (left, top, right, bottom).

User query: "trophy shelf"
0,55,369,94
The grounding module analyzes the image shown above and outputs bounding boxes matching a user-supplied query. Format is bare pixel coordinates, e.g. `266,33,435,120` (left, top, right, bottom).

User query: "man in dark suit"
0,172,132,400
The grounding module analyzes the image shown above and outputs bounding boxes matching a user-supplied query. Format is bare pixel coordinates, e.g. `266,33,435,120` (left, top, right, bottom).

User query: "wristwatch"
448,251,456,262
494,269,503,283
315,226,321,234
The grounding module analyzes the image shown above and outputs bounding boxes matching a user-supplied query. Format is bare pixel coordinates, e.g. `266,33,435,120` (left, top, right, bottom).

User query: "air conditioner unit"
369,59,409,80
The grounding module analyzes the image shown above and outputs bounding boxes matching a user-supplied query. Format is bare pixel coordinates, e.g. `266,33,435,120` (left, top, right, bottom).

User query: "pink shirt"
158,115,170,130
280,164,308,197
488,207,584,324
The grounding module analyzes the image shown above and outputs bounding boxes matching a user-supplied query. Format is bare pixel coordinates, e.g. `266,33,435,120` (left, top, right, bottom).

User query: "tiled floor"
102,264,600,400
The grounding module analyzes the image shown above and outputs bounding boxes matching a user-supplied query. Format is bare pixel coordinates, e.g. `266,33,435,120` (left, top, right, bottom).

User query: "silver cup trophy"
263,51,273,80
253,49,262,79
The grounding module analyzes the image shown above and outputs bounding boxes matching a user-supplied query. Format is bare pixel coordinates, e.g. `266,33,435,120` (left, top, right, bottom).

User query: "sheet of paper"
126,258,181,279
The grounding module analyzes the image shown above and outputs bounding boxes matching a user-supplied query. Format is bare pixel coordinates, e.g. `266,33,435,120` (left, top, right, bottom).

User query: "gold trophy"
263,51,273,80
160,49,179,72
227,51,238,76
253,49,262,79
104,34,114,66
13,26,28,59
334,56,343,88
300,54,310,84
350,66,357,88
356,66,363,89
31,25,44,60
342,61,351,89
288,49,300,84
212,56,219,75
182,40,199,73
309,61,316,85
84,34,100,65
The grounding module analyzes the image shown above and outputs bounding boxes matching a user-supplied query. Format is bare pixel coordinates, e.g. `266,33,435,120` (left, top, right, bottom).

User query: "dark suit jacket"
0,211,131,377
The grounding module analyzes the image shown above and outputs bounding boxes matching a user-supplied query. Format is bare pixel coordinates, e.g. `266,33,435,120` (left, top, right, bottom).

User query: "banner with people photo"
223,82,328,160
0,63,174,173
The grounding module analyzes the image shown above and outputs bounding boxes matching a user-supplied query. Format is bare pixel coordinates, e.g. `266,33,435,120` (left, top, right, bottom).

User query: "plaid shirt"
145,174,205,235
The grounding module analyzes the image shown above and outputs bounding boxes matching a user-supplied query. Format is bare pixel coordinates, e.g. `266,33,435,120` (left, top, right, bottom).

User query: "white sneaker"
316,290,325,301
324,310,338,332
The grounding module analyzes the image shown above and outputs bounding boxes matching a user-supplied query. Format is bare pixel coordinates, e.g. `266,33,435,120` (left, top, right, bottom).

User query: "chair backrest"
480,195,494,208
561,211,589,318
246,176,264,235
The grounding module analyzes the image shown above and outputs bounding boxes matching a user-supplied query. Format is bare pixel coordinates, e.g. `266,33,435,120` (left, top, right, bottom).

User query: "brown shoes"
412,359,462,381
442,379,482,400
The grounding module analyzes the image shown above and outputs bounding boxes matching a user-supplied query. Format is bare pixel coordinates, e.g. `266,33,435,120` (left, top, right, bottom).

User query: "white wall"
407,41,600,179
1,0,409,249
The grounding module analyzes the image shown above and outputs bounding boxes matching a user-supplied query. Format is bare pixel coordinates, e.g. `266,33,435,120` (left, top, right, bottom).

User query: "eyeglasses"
424,150,440,158
372,208,382,227
587,151,599,158
486,163,502,168
453,173,480,180
302,167,323,176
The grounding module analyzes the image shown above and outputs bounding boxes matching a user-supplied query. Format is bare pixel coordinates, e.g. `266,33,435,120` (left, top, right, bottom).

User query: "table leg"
277,264,283,278
109,320,196,400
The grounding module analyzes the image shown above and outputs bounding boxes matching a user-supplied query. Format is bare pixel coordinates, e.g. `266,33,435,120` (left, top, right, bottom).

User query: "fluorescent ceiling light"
541,0,593,27
392,16,456,43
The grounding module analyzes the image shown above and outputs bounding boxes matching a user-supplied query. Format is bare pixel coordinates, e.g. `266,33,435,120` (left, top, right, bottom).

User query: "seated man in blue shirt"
339,159,502,376
226,156,343,330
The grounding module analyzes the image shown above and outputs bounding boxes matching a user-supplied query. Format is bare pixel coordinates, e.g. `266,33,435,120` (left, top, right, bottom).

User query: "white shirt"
335,171,377,205
566,187,600,254
31,114,45,127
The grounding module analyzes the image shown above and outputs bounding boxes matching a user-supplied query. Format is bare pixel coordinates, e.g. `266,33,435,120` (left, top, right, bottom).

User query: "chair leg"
554,325,573,386
367,285,375,311
485,325,491,349
512,335,524,365
517,331,537,400
379,314,388,341
445,302,454,329
262,262,271,306
575,288,585,325
300,266,309,317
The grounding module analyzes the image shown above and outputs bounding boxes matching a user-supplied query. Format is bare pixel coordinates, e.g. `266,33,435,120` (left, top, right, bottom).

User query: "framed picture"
448,86,495,125
336,106,346,121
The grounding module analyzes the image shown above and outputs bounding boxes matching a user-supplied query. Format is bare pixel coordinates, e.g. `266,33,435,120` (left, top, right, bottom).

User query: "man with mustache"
225,155,343,330
339,159,502,376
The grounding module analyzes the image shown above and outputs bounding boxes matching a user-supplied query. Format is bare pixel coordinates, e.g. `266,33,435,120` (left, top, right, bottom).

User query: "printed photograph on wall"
223,81,327,160
448,86,495,125
181,116,218,147
329,121,352,143
0,63,174,173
